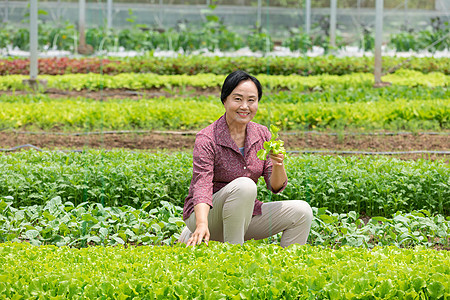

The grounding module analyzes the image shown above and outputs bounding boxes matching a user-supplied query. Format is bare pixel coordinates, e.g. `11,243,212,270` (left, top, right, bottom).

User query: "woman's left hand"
269,152,284,167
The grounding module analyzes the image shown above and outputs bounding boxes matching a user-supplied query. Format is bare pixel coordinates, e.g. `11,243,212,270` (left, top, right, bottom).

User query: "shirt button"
243,166,247,170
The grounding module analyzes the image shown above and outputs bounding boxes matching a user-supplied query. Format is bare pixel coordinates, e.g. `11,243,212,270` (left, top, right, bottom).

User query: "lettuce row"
0,70,448,91
0,242,448,299
0,97,448,131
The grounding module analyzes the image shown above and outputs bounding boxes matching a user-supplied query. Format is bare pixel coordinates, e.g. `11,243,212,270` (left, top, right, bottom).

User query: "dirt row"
1,131,448,161
4,87,220,100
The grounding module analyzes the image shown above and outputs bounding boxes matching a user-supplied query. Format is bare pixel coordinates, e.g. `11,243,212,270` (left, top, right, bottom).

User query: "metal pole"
357,0,362,29
79,0,86,42
404,0,408,28
159,0,163,27
57,0,61,21
78,0,87,53
30,0,38,80
305,0,311,34
374,0,390,87
330,0,337,47
107,0,113,29
4,0,8,23
257,0,262,27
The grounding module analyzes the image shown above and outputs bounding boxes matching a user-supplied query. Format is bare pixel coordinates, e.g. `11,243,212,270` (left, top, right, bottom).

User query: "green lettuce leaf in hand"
257,125,286,160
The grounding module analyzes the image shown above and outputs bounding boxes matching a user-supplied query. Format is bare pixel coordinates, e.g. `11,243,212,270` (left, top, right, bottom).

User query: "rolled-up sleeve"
191,134,215,208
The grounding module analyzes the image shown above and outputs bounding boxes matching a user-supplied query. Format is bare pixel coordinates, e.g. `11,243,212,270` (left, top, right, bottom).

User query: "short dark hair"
220,70,263,104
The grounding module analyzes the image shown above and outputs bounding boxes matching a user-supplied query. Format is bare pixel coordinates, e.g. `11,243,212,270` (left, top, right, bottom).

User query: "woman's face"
223,80,259,127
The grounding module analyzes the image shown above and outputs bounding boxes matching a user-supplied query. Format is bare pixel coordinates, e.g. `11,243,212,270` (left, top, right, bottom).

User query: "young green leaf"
257,125,286,161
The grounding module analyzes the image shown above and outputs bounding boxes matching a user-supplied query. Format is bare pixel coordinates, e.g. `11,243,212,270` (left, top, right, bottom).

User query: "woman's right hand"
186,222,210,247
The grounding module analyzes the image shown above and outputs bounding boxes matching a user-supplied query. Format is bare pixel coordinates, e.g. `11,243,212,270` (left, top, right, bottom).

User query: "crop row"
1,96,448,131
1,70,448,91
1,242,448,299
1,196,448,249
1,151,448,216
0,55,449,76
0,196,183,247
2,84,447,104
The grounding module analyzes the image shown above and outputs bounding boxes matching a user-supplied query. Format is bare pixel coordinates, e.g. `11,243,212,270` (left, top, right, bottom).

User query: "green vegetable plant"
418,17,450,52
0,196,185,247
257,125,286,160
307,207,450,249
0,240,449,299
389,31,420,52
359,23,375,51
1,150,449,216
282,28,312,53
247,28,274,54
0,23,15,49
2,194,448,249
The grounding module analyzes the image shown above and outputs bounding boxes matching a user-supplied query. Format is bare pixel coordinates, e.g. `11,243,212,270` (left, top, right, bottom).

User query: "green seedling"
257,124,286,160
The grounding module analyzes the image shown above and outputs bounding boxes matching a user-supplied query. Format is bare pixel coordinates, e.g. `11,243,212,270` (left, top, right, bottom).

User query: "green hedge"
0,242,448,299
1,151,448,216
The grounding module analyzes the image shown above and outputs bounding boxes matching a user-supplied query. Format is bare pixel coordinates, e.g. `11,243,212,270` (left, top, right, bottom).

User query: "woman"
179,70,312,248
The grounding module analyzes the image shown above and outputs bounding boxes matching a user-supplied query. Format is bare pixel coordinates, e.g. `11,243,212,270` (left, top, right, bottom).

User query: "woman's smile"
237,111,250,117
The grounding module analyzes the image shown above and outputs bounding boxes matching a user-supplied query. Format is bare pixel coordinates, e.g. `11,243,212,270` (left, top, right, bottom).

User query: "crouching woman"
179,70,312,248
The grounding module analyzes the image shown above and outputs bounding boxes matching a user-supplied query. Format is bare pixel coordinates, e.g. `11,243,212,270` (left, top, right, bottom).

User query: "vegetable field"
0,55,449,299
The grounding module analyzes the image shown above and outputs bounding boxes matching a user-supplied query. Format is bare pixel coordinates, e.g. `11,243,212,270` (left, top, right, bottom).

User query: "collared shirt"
183,114,288,220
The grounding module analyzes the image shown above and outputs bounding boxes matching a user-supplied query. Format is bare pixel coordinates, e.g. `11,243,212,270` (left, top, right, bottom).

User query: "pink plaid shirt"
183,114,287,220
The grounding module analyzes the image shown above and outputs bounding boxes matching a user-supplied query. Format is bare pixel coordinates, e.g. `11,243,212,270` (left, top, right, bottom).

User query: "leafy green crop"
0,242,448,299
0,95,448,131
308,208,449,249
0,150,448,216
0,196,184,247
257,124,286,160
0,70,448,92
1,194,447,249
1,84,447,105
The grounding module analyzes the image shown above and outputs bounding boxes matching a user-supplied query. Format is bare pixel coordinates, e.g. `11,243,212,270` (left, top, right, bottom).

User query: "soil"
8,87,221,100
1,130,449,161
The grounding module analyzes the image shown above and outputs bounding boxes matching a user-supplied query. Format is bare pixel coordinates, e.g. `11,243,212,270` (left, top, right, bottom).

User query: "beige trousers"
179,177,313,248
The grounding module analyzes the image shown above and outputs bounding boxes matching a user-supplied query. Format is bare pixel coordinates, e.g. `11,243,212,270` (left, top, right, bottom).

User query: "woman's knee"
229,177,257,200
289,200,313,225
